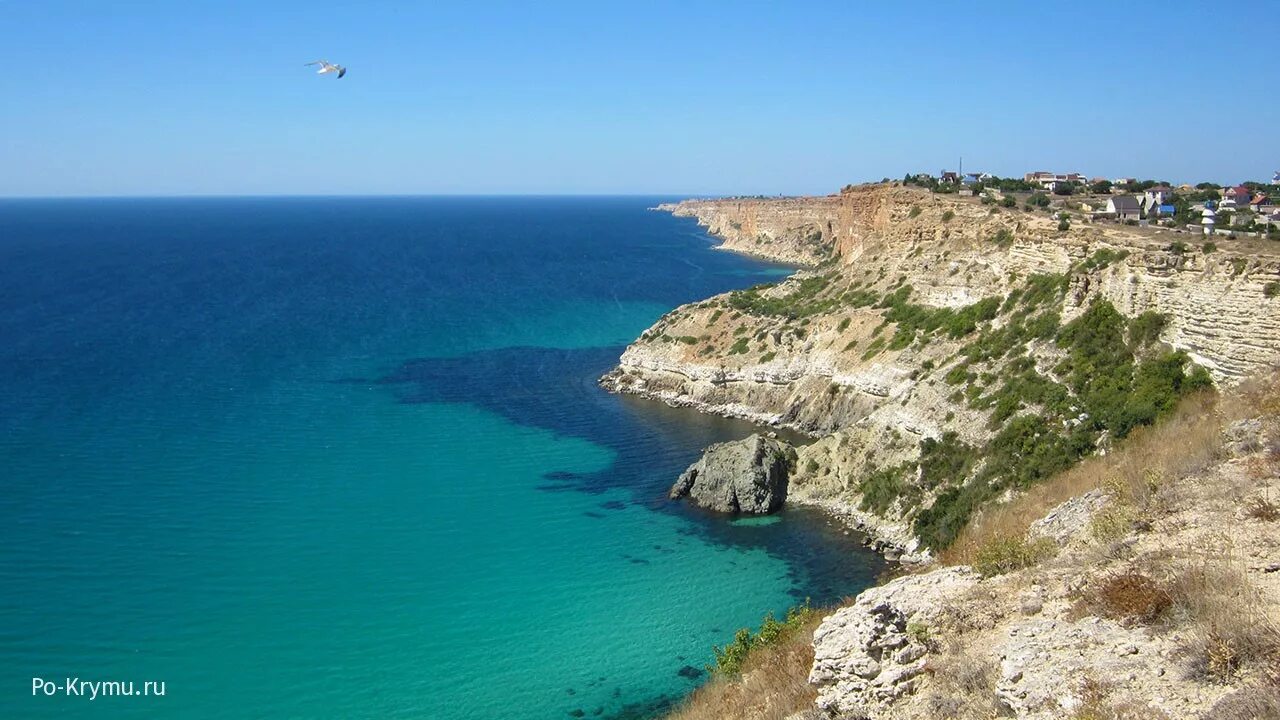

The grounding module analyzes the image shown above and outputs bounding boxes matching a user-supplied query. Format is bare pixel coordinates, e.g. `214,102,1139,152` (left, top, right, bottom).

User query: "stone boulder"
810,567,981,716
1028,489,1108,547
669,434,795,514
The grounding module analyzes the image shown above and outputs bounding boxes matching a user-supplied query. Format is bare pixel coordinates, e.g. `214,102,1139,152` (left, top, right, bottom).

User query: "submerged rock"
669,434,796,514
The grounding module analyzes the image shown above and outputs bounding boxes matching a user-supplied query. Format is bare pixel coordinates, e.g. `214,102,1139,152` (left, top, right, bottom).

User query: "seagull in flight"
305,60,346,79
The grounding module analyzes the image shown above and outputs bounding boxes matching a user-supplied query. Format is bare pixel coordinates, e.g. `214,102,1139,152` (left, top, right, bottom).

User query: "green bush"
913,480,996,550
729,337,750,355
860,336,886,361
908,205,922,218
1080,248,1130,271
1000,196,1017,208
1055,300,1136,433
1019,273,1069,309
711,602,816,677
859,463,916,513
1025,310,1061,340
1128,311,1167,348
727,275,837,319
1202,242,1217,254
1266,282,1279,299
917,432,976,490
941,210,955,223
837,317,851,332
973,536,1057,577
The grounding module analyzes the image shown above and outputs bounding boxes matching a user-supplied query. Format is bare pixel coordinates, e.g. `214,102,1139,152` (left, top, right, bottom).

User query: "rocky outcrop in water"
669,434,795,514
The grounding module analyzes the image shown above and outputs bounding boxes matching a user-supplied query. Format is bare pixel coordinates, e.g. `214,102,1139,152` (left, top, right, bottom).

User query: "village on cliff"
902,169,1280,239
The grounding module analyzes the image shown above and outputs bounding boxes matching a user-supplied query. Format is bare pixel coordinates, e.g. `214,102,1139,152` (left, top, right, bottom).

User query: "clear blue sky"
3,1,1275,196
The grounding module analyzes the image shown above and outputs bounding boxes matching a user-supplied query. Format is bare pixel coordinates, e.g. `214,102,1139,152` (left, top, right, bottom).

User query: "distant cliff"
631,183,1280,720
611,183,1280,557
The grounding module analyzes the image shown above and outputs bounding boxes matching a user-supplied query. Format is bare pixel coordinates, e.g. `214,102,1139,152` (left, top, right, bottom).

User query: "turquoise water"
0,197,882,718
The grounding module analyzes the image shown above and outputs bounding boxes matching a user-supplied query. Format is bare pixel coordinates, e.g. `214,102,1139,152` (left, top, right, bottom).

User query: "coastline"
607,186,1280,568
625,187,1280,720
603,204,928,564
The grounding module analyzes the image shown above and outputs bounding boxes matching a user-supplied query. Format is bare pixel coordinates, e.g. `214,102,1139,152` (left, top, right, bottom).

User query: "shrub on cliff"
1079,248,1130,271
1083,569,1172,624
972,534,1056,577
859,463,917,513
1127,311,1167,348
911,293,1213,551
726,275,838,319
914,481,994,550
710,602,816,677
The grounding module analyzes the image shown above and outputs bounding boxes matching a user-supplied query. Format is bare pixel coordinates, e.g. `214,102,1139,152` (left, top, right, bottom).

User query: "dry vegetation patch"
664,612,824,720
921,644,1003,719
1167,557,1280,684
1077,569,1172,625
943,391,1222,565
1069,676,1173,720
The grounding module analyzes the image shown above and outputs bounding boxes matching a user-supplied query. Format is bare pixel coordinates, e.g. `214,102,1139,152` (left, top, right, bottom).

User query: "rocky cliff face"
609,184,1280,557
802,410,1280,720
665,382,1280,720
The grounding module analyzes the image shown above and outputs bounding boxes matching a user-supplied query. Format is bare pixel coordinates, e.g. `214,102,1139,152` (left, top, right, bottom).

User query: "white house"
1141,186,1174,214
1025,171,1086,191
1107,195,1141,220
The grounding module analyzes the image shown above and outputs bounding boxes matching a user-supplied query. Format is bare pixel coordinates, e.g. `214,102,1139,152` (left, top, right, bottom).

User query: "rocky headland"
610,184,1280,560
608,183,1280,719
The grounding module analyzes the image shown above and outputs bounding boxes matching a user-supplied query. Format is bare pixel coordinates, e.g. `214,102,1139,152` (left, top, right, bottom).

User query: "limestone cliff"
666,376,1280,720
609,183,1280,559
803,403,1280,720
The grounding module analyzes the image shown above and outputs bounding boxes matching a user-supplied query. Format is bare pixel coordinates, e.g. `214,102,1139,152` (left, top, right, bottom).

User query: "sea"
0,196,882,719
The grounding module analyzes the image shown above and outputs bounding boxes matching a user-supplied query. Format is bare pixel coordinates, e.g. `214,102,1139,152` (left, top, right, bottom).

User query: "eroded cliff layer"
611,184,1280,557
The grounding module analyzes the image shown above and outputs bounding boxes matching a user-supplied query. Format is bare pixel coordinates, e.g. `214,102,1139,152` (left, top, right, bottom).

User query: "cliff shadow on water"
337,343,885,607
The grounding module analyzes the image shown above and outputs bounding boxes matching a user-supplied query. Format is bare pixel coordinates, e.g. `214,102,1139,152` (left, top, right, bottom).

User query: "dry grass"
1088,503,1140,544
972,534,1056,577
920,643,1003,719
1204,686,1280,720
1246,492,1280,522
664,613,824,720
943,391,1223,565
1166,553,1280,684
1069,676,1173,719
1078,569,1172,625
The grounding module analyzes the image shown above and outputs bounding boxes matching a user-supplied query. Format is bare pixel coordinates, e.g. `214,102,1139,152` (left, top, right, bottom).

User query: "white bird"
305,60,346,79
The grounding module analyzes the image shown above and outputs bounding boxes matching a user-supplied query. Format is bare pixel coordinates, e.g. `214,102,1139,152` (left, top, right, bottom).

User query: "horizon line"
0,191,767,201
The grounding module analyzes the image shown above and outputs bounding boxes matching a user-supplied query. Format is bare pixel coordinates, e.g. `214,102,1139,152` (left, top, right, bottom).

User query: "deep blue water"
0,197,882,719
